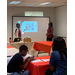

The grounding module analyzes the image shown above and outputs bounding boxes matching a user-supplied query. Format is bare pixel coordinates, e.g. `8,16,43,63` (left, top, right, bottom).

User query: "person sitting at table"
45,37,67,75
7,45,33,75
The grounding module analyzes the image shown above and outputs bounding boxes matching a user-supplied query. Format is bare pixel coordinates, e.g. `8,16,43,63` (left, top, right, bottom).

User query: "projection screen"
12,16,50,41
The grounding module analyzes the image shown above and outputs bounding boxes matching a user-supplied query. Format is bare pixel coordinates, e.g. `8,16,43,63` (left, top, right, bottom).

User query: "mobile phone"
32,56,34,58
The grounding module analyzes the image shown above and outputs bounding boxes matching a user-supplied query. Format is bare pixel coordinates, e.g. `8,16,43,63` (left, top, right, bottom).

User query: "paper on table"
31,59,43,63
42,59,50,62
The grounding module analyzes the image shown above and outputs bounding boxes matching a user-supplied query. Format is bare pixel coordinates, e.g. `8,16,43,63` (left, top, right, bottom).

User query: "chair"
37,47,52,57
53,36,66,41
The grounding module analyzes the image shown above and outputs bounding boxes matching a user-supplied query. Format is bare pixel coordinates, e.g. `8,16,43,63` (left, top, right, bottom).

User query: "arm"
23,57,31,64
49,66,55,71
20,60,30,70
14,28,18,34
14,28,16,34
20,57,33,70
49,52,56,71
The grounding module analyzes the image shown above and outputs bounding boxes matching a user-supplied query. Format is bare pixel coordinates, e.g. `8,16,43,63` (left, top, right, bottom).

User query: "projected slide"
18,21,37,32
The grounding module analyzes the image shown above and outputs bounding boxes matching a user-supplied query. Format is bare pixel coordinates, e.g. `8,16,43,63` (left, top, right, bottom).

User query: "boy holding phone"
7,45,33,75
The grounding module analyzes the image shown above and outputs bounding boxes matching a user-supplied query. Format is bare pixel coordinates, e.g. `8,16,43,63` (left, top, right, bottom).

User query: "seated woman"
45,37,67,75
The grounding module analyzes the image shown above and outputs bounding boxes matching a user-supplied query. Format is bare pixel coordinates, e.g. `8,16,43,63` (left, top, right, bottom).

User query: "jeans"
11,70,29,75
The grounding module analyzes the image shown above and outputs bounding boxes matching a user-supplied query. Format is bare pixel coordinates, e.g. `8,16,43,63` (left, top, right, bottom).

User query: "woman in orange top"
46,22,54,41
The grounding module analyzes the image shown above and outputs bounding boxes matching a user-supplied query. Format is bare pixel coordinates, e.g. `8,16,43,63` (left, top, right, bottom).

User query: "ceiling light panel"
40,2,52,5
9,1,21,4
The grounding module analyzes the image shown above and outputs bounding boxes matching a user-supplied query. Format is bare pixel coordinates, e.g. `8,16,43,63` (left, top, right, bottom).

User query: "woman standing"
46,22,54,41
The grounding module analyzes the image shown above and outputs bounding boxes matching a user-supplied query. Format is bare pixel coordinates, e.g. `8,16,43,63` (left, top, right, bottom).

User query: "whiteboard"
12,16,50,41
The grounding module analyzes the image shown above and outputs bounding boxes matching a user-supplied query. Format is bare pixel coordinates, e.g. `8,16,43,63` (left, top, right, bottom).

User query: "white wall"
7,5,67,42
7,6,55,41
55,5,67,42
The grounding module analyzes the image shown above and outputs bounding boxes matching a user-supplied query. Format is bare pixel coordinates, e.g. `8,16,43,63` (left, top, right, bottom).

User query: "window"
25,11,43,16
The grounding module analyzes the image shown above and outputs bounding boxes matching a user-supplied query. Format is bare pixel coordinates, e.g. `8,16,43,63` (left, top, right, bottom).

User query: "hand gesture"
27,57,33,62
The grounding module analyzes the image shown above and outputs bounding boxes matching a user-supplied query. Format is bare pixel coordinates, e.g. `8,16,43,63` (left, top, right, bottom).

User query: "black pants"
45,68,54,75
47,36,53,41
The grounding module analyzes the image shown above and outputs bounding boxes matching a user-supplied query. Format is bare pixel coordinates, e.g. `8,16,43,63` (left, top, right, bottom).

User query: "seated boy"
7,45,33,75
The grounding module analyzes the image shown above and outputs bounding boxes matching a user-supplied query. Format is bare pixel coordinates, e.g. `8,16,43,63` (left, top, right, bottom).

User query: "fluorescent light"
9,1,16,4
40,2,52,5
9,1,21,4
14,1,21,4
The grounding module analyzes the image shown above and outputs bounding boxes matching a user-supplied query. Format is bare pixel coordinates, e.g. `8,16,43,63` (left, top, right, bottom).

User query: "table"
8,41,34,50
7,45,33,57
26,56,50,75
7,45,14,48
7,45,19,56
33,41,53,54
7,42,38,57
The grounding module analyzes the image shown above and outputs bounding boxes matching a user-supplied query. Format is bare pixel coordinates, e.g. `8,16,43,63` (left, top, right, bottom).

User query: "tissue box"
23,37,31,42
28,38,31,42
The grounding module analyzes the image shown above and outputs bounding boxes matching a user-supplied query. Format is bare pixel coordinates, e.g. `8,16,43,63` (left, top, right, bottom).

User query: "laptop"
14,38,21,42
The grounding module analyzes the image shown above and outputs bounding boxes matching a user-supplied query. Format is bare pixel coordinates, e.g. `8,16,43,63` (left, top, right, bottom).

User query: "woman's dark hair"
19,45,28,52
52,37,67,60
48,22,53,28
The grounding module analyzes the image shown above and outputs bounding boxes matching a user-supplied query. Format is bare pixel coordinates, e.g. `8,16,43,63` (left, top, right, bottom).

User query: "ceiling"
7,0,67,7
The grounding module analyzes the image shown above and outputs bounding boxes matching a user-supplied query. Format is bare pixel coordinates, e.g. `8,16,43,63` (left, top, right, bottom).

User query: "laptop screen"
14,38,21,42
